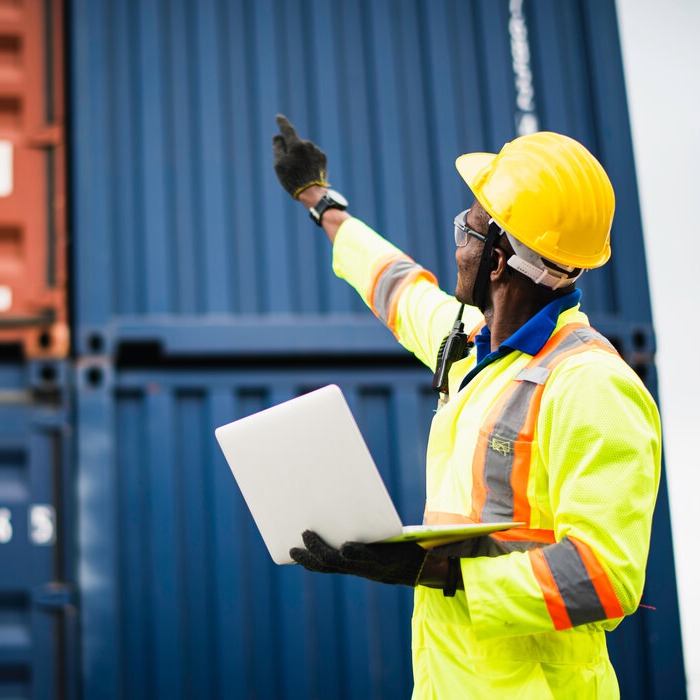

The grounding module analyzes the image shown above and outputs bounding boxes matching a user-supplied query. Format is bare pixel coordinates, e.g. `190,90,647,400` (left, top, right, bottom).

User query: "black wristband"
443,557,459,597
309,189,348,226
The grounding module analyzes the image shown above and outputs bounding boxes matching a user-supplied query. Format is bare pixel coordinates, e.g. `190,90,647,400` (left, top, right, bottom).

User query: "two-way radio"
432,304,474,395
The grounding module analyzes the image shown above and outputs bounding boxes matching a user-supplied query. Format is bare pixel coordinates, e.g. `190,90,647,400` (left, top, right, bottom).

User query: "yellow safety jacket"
331,218,662,700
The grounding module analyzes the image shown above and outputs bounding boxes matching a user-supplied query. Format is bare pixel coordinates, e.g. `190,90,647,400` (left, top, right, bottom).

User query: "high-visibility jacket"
331,218,662,700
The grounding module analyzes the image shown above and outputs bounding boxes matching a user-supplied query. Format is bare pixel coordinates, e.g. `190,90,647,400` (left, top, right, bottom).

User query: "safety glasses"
454,209,487,247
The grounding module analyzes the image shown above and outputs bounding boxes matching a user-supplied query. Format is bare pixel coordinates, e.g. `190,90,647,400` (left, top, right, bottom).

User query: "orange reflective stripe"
385,268,438,336
468,320,487,343
367,252,406,317
506,330,582,523
529,548,572,630
569,537,624,619
492,527,556,544
508,368,546,525
469,440,488,522
510,404,541,523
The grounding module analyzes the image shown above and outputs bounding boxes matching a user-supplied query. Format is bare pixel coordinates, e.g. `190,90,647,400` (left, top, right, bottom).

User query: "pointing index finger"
276,114,300,144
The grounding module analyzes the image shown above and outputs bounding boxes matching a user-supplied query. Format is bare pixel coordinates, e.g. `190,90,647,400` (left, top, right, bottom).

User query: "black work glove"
272,114,329,199
290,530,428,587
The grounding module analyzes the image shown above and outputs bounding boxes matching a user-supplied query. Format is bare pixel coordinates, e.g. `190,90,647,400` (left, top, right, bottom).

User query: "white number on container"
0,508,12,544
29,504,56,545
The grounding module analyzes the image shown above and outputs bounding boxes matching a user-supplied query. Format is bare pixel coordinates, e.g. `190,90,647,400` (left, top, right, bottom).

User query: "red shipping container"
0,0,67,357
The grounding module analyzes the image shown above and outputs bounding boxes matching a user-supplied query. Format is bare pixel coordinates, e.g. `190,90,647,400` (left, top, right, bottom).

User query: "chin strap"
507,254,583,290
504,232,583,289
471,220,503,312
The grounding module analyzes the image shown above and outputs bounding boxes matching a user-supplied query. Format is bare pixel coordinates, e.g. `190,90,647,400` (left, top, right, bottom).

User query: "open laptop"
215,384,520,564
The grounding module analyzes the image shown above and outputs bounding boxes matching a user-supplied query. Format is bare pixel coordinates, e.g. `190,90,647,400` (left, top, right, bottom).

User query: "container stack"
0,1,75,698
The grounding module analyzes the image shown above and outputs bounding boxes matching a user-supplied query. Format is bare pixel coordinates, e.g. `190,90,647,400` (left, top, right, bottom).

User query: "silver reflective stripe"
515,367,551,384
372,258,422,324
493,539,549,554
551,327,616,358
481,376,539,521
426,535,550,558
574,327,616,352
481,325,615,522
543,537,607,626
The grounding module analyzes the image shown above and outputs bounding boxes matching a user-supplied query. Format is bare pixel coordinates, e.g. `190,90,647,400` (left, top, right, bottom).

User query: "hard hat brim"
455,153,497,190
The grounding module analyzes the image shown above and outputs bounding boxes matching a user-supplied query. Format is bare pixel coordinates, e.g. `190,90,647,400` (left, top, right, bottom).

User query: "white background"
616,1,700,696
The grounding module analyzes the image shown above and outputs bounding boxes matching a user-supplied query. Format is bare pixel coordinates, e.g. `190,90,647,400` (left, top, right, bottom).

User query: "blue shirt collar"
474,289,582,363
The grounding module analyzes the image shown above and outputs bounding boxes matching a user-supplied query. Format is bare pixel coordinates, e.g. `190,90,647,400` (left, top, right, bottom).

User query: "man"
272,115,661,698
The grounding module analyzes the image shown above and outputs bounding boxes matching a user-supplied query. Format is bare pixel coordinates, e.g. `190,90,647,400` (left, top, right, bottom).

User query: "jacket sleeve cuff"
461,553,556,640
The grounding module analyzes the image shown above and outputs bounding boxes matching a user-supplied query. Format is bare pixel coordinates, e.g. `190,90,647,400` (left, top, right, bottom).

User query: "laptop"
215,384,520,564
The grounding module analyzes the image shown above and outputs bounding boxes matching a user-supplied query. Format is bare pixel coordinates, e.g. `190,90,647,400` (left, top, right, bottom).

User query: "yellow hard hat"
455,132,614,269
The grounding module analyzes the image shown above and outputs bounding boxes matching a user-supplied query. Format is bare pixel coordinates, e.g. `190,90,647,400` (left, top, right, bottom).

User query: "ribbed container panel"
77,365,434,700
70,0,650,357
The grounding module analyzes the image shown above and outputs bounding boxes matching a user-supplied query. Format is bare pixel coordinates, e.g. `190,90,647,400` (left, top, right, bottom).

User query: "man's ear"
490,247,510,278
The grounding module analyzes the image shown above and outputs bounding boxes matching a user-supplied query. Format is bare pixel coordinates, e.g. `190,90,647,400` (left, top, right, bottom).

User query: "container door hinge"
32,582,77,611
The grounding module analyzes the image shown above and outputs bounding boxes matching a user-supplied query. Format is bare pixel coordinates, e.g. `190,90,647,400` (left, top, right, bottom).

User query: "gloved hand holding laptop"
290,530,428,586
291,530,464,596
